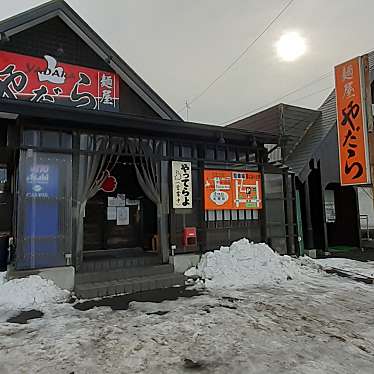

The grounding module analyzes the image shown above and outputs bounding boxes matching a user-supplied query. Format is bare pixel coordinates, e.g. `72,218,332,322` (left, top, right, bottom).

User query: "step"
80,255,161,273
83,247,144,258
76,264,175,284
75,272,186,299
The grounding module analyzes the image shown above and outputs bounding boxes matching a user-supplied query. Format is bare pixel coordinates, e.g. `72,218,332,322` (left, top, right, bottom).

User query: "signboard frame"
203,169,262,210
335,55,371,186
172,161,193,209
0,50,120,112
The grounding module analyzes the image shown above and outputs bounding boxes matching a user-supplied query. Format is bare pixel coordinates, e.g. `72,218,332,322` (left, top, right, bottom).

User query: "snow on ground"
185,238,318,288
0,274,70,322
0,272,6,286
1,241,374,373
315,258,374,278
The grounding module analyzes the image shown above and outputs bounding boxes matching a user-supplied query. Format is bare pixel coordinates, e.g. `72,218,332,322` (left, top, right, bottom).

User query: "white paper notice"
126,198,140,206
117,194,126,206
107,207,117,220
108,195,126,207
108,197,116,207
117,207,129,225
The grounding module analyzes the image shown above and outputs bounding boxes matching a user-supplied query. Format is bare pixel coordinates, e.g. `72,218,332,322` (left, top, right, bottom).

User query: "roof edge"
0,0,182,121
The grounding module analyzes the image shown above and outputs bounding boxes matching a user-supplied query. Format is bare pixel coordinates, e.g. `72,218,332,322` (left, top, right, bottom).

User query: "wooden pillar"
258,150,267,243
71,131,80,269
160,159,170,264
303,178,314,249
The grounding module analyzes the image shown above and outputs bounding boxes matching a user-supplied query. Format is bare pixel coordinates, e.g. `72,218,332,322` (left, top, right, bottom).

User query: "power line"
219,73,332,125
177,0,295,115
218,45,374,125
290,86,333,104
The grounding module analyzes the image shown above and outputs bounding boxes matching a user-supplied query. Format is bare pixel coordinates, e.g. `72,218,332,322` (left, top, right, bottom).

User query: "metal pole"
361,56,374,220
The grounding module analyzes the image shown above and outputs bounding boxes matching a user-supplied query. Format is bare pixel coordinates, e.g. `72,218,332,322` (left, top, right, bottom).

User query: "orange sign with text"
335,56,371,185
204,170,262,210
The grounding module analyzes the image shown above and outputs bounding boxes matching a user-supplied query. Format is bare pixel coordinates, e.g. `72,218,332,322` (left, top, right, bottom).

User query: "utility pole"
185,100,191,121
362,55,374,213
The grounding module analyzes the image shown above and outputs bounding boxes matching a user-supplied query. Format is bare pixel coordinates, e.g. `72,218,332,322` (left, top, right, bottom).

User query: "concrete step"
80,255,161,273
75,272,186,299
76,264,174,284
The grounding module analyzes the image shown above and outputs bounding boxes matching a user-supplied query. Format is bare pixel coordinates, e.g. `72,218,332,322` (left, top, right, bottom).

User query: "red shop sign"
0,50,120,112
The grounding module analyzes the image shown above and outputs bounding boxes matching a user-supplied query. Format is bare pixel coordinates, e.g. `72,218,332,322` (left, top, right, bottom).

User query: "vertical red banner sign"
335,56,371,185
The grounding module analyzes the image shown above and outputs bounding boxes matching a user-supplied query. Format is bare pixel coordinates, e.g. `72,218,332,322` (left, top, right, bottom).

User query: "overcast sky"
2,0,374,124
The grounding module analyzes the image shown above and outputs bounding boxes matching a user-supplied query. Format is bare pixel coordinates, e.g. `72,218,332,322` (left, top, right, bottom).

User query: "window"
182,146,192,158
41,131,60,148
324,189,336,223
205,209,259,222
0,167,7,193
23,130,72,150
23,130,40,147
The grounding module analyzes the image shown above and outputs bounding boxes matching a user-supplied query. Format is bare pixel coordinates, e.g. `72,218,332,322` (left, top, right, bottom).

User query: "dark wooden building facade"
0,1,297,296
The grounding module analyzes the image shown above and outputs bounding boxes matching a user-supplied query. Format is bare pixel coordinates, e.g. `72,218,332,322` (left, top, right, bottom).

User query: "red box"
183,227,197,247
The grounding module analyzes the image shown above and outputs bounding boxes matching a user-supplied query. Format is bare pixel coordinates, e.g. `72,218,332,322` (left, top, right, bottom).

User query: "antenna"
185,100,191,121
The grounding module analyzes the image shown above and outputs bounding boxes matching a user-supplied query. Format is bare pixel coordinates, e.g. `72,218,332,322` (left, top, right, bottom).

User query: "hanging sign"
204,170,262,210
334,55,371,185
100,170,117,193
172,161,192,208
0,50,120,112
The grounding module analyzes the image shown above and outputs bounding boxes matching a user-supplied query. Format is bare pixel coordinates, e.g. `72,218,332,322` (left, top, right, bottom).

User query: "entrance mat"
327,245,356,253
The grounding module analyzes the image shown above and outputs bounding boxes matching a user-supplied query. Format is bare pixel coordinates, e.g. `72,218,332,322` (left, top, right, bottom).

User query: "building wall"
1,17,160,119
358,187,374,230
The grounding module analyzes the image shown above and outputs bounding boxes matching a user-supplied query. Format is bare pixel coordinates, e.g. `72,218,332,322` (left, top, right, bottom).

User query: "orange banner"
335,56,371,185
204,170,262,210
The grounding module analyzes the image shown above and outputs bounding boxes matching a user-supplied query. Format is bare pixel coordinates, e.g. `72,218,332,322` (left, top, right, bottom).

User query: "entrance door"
0,166,11,234
296,190,304,256
83,161,158,253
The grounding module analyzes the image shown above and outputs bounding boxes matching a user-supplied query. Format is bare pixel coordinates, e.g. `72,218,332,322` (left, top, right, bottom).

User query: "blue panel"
18,157,63,270
17,240,65,269
25,202,59,237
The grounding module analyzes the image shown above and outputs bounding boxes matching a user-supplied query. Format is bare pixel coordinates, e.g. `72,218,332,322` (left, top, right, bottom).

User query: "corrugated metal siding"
287,51,374,181
228,105,281,135
283,106,320,159
369,51,374,70
265,144,282,162
228,104,320,162
286,90,336,181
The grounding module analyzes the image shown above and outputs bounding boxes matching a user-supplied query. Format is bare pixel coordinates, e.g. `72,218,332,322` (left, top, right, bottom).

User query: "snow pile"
0,271,6,286
185,238,312,289
0,275,70,322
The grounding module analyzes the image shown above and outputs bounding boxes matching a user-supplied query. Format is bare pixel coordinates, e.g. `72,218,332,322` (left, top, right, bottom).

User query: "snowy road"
1,270,374,373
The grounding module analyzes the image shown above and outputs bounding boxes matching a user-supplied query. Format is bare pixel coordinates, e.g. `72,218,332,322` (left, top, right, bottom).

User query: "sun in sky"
276,31,306,62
